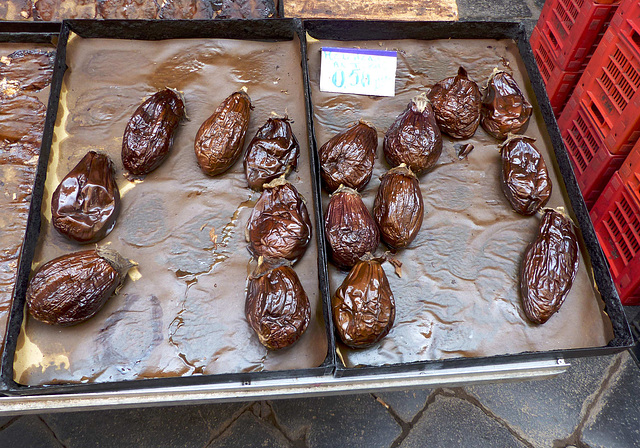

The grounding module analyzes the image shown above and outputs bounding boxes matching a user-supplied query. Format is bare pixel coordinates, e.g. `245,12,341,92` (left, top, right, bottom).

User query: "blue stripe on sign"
321,47,397,57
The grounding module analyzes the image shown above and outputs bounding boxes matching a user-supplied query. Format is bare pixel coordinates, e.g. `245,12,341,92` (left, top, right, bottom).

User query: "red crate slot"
560,101,626,207
573,27,640,154
531,28,583,116
536,0,619,71
590,171,640,304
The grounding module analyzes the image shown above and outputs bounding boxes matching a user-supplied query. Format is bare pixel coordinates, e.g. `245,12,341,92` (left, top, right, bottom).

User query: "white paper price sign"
319,47,398,97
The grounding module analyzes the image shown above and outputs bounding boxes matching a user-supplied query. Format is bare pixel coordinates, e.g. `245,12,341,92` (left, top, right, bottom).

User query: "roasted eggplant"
332,255,395,348
26,247,136,326
122,88,185,176
244,116,299,190
373,164,424,249
51,151,120,243
246,177,312,263
195,89,252,176
521,209,579,324
383,93,442,174
318,120,377,193
245,257,310,350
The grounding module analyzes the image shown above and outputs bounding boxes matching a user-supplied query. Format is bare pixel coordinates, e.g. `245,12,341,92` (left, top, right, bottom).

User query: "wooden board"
284,0,458,20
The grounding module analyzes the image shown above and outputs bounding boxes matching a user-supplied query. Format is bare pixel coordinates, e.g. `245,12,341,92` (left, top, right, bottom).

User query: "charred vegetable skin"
195,90,252,176
26,247,136,326
373,164,424,249
325,186,379,269
246,178,312,263
521,209,579,324
428,67,482,139
480,70,532,140
51,151,121,243
319,120,377,193
500,135,552,215
245,257,310,350
384,93,442,174
244,116,299,190
332,257,395,348
122,88,185,175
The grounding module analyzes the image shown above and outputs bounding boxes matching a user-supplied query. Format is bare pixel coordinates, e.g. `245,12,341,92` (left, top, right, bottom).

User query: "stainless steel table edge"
0,358,568,415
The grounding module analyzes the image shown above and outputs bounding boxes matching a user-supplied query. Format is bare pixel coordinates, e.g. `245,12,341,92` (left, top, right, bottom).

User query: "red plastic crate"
619,137,640,184
608,0,640,48
531,27,583,116
559,98,627,207
536,0,619,71
590,172,640,304
572,13,640,154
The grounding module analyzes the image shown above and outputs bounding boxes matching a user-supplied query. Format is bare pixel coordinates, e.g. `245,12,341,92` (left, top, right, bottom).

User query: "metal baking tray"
0,19,632,411
301,19,633,378
1,18,336,396
0,21,61,386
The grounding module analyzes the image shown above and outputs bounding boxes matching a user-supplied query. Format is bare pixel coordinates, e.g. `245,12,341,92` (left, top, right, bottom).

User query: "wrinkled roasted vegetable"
244,116,299,190
332,255,395,348
383,93,442,174
318,120,377,193
500,134,552,215
521,209,579,324
428,67,482,139
325,185,379,269
245,257,310,350
122,88,185,176
51,151,120,243
195,90,252,176
0,49,55,91
0,94,46,144
246,177,312,263
480,70,532,140
373,164,424,249
26,247,136,326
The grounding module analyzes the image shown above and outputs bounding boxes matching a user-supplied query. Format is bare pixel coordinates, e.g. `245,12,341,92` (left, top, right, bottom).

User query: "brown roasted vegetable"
244,116,299,190
26,247,136,326
195,89,252,176
217,0,275,18
383,93,442,174
0,49,55,92
325,185,379,269
51,151,121,243
521,209,579,324
0,94,46,144
332,255,395,348
428,67,482,139
480,69,532,140
122,88,185,176
500,135,552,215
318,120,377,193
246,177,312,263
373,164,424,249
245,257,310,350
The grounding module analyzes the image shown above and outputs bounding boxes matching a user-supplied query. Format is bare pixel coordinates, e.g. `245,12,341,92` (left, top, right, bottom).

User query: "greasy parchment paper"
307,37,614,367
14,33,328,386
0,42,54,359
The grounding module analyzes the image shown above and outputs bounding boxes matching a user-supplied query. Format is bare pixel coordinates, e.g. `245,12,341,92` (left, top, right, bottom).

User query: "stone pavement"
3,1,640,447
